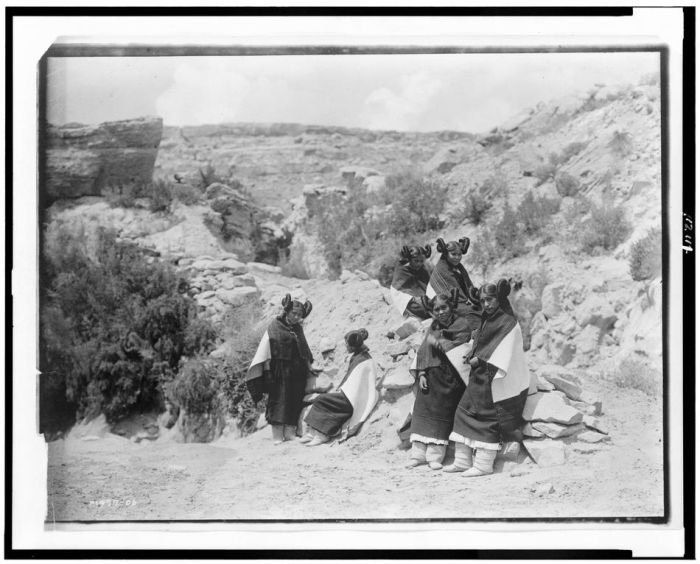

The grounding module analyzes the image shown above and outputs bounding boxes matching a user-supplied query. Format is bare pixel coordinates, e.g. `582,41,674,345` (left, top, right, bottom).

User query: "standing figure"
301,328,379,446
428,237,482,323
247,294,314,445
390,244,433,320
447,279,530,477
407,291,476,470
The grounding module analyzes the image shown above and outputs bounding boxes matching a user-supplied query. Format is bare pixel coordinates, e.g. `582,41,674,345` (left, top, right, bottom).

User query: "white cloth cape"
338,357,380,437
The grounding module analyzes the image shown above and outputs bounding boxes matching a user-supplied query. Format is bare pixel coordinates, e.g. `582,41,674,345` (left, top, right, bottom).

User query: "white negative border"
8,7,687,557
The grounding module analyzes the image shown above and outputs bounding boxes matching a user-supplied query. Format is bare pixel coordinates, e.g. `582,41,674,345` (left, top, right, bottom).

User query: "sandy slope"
46,377,662,523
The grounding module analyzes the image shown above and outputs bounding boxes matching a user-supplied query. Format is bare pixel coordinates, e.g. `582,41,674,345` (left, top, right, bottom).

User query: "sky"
46,52,659,134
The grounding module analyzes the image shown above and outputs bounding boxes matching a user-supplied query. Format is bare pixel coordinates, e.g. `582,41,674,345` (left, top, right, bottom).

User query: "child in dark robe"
247,294,314,445
301,328,379,446
390,244,432,320
427,237,482,326
407,291,478,470
446,279,530,477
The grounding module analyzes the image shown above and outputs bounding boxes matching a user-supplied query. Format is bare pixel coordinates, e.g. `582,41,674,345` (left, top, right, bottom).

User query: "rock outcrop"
46,117,163,201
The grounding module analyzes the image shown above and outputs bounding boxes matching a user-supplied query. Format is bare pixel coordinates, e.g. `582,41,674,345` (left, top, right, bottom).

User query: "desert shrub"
563,195,592,224
555,171,582,197
279,242,311,279
197,162,244,192
495,202,526,259
167,358,220,415
534,155,559,186
40,225,217,425
217,301,267,433
383,171,448,235
148,179,174,213
198,162,221,189
608,357,661,397
170,182,202,205
464,192,493,225
517,191,561,236
106,181,149,209
309,173,446,276
466,225,500,280
479,174,509,198
560,141,587,163
629,227,662,281
580,200,632,254
608,130,633,157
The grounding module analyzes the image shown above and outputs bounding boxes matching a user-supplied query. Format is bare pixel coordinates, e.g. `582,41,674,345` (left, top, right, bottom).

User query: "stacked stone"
522,365,609,466
176,255,261,322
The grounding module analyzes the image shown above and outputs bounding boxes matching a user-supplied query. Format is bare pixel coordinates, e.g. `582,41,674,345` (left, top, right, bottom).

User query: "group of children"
246,237,530,478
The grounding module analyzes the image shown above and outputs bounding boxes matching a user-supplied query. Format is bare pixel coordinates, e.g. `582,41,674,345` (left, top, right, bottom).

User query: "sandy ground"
46,378,664,523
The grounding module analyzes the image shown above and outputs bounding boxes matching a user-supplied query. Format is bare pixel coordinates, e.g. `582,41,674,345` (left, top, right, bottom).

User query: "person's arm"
417,370,429,393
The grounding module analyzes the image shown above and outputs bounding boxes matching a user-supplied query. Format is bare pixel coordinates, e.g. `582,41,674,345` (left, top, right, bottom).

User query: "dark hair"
281,294,313,318
421,289,459,313
436,236,470,256
398,244,432,265
345,328,369,351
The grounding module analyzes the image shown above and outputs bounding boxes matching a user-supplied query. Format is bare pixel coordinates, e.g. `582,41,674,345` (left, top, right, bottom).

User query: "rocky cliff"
45,117,163,200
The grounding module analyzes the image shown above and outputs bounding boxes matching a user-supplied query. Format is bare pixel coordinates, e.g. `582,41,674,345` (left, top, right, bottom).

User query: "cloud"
361,72,443,130
155,60,254,125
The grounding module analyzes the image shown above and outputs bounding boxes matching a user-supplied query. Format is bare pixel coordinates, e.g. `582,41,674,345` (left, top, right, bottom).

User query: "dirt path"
46,380,663,523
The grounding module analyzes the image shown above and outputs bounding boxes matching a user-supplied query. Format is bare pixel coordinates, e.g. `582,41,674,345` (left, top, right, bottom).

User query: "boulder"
205,258,249,274
363,175,386,194
536,377,556,392
540,283,565,318
575,295,618,331
381,367,415,390
531,421,585,439
539,365,583,401
388,392,414,431
574,325,602,356
340,165,380,185
532,482,555,496
217,286,259,307
391,318,422,340
46,117,163,201
387,341,413,358
582,415,609,435
523,439,567,467
247,262,282,275
305,373,334,394
577,430,611,444
522,423,545,438
522,392,584,425
218,273,257,291
205,183,258,242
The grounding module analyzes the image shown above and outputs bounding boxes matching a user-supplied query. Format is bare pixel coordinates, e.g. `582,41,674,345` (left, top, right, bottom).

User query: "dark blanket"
305,392,354,436
391,263,430,296
454,307,527,443
247,316,313,426
410,315,475,441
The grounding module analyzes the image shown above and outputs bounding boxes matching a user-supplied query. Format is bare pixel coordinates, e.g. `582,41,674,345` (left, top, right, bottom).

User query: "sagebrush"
629,227,662,281
580,200,632,254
